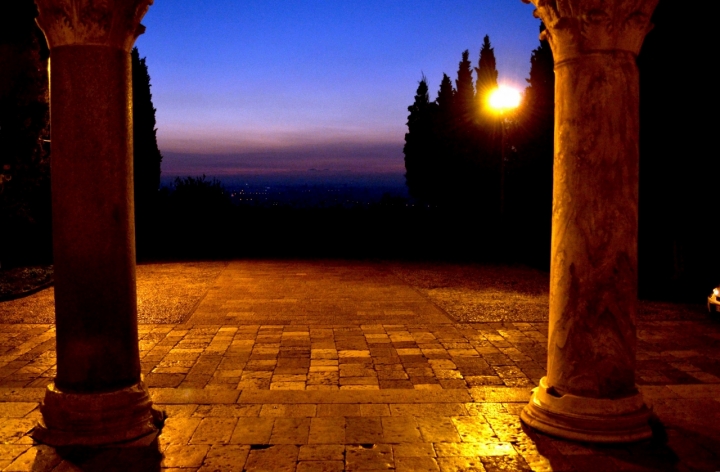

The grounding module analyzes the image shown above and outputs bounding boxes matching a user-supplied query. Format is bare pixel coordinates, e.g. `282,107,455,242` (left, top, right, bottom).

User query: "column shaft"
520,0,659,443
548,52,640,399
51,45,140,393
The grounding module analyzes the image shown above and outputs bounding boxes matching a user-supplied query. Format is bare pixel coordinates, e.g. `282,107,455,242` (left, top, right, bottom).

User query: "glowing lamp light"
488,86,522,113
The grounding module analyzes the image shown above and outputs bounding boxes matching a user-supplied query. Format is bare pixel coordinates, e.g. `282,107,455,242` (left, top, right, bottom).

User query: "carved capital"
522,0,658,63
35,0,153,51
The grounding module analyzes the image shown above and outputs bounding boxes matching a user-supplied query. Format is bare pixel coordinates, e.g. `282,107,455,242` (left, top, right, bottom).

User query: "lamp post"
487,86,521,223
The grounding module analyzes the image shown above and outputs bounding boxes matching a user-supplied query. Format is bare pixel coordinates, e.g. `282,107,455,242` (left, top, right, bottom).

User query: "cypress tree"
131,47,163,256
433,74,457,206
403,76,435,202
473,36,501,216
511,26,554,267
475,35,499,114
454,50,475,126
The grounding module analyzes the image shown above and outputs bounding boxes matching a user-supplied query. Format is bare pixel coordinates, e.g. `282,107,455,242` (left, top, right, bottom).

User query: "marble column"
520,0,659,442
31,0,162,446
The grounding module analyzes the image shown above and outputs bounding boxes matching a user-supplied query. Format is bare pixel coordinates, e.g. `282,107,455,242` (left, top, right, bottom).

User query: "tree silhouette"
454,50,475,128
0,0,51,267
131,47,163,256
475,35,498,115
510,27,554,267
474,36,501,216
403,76,436,203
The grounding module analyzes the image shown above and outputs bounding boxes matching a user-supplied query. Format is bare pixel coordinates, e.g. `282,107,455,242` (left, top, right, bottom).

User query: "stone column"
31,0,162,446
520,0,658,442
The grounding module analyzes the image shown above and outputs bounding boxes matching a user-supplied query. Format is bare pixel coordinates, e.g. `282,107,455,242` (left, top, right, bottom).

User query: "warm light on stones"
488,86,521,113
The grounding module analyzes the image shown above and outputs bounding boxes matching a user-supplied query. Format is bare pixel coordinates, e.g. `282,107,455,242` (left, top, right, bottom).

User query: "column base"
520,377,652,443
32,380,164,447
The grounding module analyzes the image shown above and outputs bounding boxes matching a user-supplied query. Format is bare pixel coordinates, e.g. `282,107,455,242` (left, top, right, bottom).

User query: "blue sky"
135,0,541,181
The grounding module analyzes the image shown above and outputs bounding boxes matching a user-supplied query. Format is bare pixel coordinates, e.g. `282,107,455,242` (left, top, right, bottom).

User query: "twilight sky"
135,0,541,182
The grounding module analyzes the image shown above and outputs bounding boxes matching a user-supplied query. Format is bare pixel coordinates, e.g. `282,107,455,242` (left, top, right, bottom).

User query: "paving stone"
434,441,516,457
3,445,60,472
451,416,496,442
0,418,35,444
416,417,462,443
345,417,383,444
297,460,345,472
244,444,298,472
0,445,30,462
270,417,311,444
190,417,238,445
437,456,487,472
260,403,317,417
161,444,210,468
299,444,345,461
230,417,275,444
396,456,441,472
0,403,37,418
393,443,436,458
197,444,250,471
345,444,394,470
309,417,346,444
158,417,202,448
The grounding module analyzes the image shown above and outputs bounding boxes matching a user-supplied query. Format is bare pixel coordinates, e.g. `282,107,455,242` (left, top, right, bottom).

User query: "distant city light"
488,86,522,113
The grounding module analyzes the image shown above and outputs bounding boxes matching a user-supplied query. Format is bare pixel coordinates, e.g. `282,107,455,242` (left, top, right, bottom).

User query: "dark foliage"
0,0,51,268
508,29,554,268
637,0,717,301
132,48,164,259
404,41,503,214
403,76,435,202
401,31,552,268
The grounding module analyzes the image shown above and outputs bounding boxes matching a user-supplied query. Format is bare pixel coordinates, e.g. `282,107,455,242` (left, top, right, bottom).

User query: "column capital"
35,0,153,51
522,0,658,63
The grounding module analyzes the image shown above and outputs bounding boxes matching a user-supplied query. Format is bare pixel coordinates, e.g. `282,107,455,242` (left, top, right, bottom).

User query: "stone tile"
345,417,383,444
260,403,317,417
151,387,240,404
197,444,250,472
416,417,462,443
244,444,299,472
193,403,262,417
3,445,61,472
317,404,361,417
434,441,516,457
0,403,37,418
437,456,487,472
359,404,391,417
389,403,467,417
158,417,202,448
345,444,394,471
393,443,436,457
309,417,345,444
480,455,533,472
396,456,441,472
0,445,30,462
161,404,198,418
381,416,422,443
0,418,35,444
270,417,311,444
297,460,345,472
299,444,345,461
452,416,496,442
161,444,210,468
190,417,238,445
230,417,275,444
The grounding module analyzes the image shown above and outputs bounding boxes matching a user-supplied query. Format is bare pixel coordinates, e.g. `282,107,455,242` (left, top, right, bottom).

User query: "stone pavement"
1,260,719,471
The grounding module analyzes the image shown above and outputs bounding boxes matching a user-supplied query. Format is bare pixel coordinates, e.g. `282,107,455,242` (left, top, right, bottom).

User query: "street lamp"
487,86,521,220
